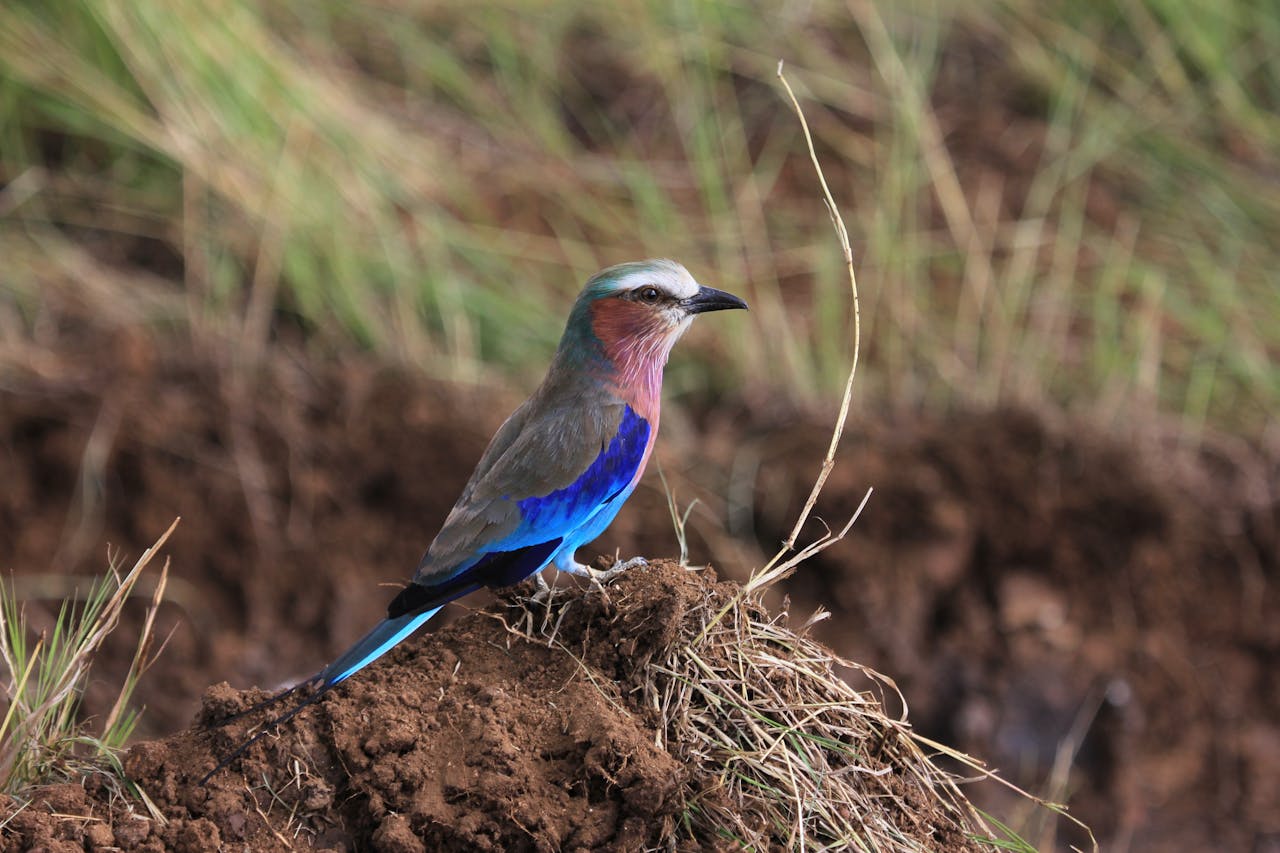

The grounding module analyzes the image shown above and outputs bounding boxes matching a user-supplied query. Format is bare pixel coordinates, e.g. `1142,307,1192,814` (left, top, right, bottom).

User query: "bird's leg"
556,558,595,578
557,558,609,598
552,557,605,599
528,570,554,605
560,556,646,581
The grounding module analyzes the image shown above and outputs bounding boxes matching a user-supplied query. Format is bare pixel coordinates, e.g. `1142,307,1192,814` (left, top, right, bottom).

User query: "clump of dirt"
1,561,995,852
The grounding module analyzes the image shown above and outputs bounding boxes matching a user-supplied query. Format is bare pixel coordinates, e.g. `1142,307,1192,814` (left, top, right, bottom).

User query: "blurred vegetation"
0,0,1276,435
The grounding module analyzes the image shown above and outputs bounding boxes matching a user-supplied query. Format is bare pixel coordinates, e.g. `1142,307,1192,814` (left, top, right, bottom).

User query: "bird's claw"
595,555,648,584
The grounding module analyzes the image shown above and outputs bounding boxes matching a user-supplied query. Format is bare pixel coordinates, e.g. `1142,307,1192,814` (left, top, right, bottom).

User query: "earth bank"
0,333,1275,850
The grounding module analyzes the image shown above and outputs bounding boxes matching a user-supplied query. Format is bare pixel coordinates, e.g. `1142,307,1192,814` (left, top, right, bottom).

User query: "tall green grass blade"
0,520,176,796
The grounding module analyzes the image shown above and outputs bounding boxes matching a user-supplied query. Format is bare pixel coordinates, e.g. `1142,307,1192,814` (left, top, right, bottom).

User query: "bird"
202,259,746,782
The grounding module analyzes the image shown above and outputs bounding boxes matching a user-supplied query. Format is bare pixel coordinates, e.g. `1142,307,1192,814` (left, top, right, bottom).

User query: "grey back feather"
413,362,626,584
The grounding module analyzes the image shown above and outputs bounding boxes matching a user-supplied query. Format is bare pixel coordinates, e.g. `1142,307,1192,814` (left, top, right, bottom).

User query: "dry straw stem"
774,61,863,562
690,61,870,643
685,64,1094,849
0,518,178,796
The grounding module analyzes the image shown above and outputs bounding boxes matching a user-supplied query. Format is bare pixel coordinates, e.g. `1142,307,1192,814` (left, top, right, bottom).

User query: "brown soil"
1,332,1277,850
0,561,986,852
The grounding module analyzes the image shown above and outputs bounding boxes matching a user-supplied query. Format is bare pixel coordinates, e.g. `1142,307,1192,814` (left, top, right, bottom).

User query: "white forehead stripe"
620,259,698,299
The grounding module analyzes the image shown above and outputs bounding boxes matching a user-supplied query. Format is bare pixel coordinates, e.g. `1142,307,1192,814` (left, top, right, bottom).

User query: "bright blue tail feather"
320,607,442,687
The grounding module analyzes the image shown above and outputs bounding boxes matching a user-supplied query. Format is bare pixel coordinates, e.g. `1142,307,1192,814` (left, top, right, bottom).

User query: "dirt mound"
1,562,992,852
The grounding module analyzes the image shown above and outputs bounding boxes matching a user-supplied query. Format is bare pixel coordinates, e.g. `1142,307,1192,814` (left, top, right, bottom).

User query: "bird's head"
563,259,746,368
554,259,746,413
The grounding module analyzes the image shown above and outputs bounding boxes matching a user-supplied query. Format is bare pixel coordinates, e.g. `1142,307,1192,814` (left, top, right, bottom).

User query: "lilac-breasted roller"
204,259,746,780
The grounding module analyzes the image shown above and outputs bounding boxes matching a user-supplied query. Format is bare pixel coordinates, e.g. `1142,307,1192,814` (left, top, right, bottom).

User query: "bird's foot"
595,555,648,584
512,572,567,640
557,556,646,597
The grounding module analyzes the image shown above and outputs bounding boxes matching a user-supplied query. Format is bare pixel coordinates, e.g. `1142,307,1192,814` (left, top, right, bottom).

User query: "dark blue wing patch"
516,406,650,530
388,537,562,618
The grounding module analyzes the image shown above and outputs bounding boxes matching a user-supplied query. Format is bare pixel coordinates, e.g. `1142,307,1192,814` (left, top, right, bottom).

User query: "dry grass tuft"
649,584,988,850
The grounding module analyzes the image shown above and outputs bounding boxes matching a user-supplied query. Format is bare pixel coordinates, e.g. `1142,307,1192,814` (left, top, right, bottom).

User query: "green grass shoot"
0,519,176,796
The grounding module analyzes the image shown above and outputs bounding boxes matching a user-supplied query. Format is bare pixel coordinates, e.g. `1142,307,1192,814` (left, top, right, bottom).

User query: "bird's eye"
637,286,662,303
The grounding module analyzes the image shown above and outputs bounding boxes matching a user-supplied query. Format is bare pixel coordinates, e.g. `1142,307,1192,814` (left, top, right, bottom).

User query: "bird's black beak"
683,285,748,315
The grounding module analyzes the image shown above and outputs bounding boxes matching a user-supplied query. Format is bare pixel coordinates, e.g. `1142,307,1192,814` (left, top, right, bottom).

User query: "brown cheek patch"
590,298,652,347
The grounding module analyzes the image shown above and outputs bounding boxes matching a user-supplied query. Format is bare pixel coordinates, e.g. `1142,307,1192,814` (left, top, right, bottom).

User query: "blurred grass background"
1,0,1277,436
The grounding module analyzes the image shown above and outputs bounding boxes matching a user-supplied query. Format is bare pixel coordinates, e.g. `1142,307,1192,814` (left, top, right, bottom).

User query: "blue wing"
318,408,652,684
344,406,651,676
421,404,651,582
514,406,650,538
